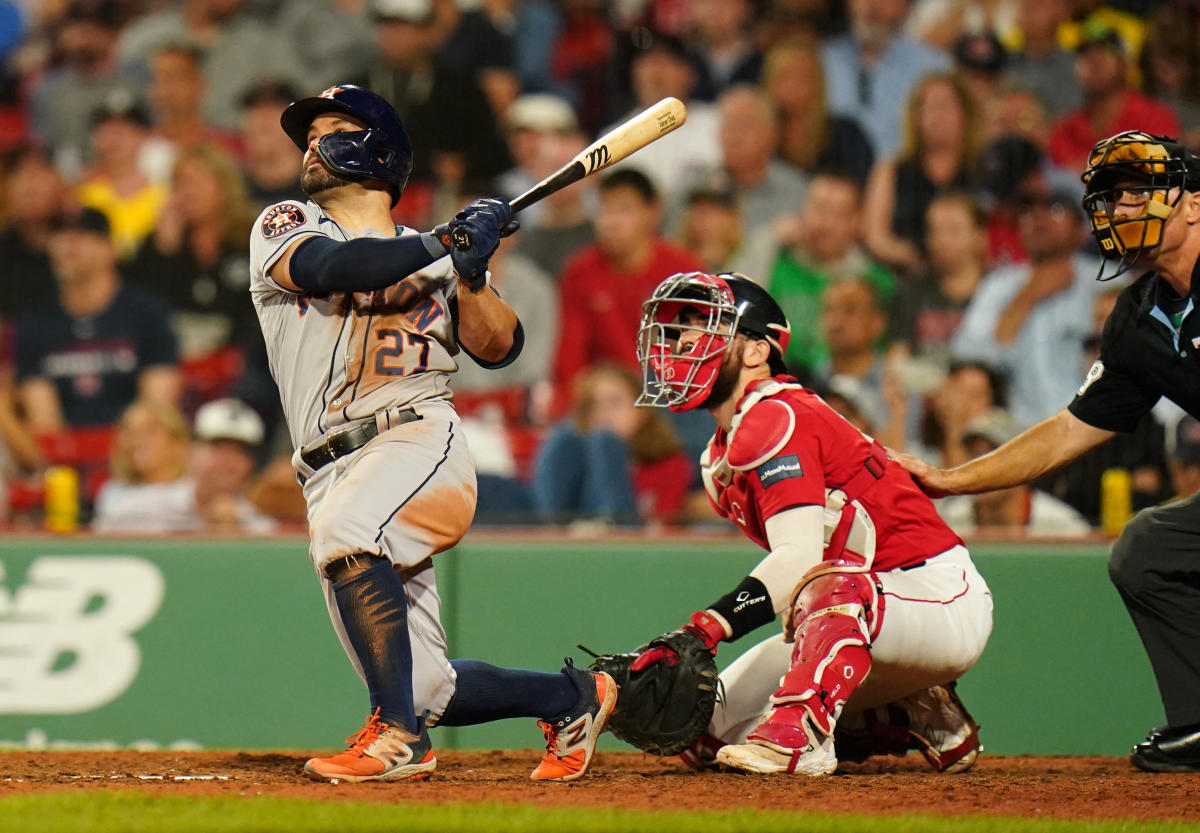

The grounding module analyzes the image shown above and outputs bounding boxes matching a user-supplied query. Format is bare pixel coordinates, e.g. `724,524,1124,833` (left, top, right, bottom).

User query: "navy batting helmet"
280,84,413,206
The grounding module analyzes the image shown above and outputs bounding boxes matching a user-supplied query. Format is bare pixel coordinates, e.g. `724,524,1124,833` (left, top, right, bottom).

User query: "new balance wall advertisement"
0,538,1162,755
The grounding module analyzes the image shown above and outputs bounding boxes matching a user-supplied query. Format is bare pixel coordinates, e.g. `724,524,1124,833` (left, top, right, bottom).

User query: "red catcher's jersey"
704,379,961,571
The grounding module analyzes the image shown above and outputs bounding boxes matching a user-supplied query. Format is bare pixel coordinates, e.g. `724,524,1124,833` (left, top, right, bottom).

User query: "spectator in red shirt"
1048,26,1181,173
552,168,703,413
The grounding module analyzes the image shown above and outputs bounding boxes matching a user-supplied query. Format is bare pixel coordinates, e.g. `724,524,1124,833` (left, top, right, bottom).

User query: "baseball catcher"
609,271,993,776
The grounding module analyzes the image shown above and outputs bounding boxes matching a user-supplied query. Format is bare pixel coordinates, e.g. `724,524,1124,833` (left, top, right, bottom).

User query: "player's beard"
301,164,356,199
701,339,744,410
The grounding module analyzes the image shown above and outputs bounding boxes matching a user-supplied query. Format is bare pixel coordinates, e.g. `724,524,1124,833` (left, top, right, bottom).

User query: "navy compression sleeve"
288,233,448,294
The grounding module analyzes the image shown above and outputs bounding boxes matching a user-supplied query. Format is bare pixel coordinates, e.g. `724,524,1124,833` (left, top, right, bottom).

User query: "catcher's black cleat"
1130,723,1200,773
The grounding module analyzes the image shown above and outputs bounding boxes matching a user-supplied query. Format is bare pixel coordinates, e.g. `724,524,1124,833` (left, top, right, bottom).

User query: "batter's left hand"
447,198,520,291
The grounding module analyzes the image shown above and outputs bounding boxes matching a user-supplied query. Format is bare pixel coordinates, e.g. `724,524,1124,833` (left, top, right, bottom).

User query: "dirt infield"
2,750,1198,822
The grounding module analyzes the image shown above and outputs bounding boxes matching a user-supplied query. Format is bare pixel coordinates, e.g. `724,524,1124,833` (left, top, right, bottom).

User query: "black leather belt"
300,408,421,474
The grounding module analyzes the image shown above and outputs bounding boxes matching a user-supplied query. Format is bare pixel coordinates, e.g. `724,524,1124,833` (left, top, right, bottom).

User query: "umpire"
899,130,1200,773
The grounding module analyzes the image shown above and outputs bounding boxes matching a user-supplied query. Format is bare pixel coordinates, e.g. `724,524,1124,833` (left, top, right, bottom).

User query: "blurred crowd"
2,0,1199,536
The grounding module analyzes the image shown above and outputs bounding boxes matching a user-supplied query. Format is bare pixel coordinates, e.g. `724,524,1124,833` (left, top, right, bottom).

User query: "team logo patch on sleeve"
261,204,306,238
757,454,803,488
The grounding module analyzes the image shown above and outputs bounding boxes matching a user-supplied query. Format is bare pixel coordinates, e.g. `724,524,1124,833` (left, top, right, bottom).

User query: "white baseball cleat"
896,682,982,773
717,733,838,776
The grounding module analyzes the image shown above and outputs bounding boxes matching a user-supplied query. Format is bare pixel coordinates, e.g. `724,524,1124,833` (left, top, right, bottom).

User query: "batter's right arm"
268,232,450,294
895,408,1115,497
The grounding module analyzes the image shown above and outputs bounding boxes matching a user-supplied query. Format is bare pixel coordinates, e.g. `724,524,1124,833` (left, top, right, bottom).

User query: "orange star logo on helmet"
319,86,344,99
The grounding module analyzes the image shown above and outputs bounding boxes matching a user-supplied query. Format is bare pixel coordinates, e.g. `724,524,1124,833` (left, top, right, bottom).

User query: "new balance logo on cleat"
530,659,618,782
303,708,437,783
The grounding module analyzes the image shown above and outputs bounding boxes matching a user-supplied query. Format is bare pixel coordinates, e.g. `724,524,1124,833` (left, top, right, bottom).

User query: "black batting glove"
446,198,519,292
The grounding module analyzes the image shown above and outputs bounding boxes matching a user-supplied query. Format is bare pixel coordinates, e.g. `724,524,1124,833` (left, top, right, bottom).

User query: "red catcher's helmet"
636,272,791,412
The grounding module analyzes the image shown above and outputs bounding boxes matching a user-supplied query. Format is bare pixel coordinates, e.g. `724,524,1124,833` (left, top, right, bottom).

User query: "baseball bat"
449,97,687,248
510,96,687,212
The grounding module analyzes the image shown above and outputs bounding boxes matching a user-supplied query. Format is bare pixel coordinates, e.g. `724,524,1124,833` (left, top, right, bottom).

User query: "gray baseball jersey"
249,199,467,452
249,198,485,722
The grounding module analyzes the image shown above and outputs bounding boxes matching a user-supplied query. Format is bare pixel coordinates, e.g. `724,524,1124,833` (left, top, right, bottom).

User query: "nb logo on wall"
0,557,164,713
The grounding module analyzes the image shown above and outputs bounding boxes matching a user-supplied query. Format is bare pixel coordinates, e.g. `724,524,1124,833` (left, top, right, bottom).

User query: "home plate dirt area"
1,750,1197,822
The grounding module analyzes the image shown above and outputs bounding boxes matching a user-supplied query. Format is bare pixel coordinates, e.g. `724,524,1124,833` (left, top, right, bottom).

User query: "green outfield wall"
0,535,1158,757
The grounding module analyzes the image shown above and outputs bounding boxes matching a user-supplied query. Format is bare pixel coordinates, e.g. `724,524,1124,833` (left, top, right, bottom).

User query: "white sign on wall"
0,557,164,713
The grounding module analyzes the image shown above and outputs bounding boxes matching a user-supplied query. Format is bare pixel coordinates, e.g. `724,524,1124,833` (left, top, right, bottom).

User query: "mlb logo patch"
757,454,803,488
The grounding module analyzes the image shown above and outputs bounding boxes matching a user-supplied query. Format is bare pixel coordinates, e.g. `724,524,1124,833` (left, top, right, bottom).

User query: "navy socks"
330,556,419,734
439,659,578,726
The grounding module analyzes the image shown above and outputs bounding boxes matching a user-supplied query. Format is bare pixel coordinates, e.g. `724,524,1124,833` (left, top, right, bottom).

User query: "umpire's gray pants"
1109,488,1200,727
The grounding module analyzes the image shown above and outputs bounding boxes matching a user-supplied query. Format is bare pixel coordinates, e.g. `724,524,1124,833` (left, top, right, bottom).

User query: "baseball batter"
631,272,993,775
249,84,615,783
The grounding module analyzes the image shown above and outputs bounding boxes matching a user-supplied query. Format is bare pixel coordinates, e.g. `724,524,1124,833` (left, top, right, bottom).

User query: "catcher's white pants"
301,405,477,725
710,545,993,744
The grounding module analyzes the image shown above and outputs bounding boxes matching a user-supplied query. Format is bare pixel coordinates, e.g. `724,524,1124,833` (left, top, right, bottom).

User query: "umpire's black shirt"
1070,255,1200,431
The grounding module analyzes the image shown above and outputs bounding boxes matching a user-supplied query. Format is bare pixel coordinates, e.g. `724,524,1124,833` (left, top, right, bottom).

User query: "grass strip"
0,792,1192,833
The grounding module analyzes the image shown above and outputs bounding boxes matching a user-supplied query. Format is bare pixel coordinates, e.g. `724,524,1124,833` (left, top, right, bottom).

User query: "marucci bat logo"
585,145,611,173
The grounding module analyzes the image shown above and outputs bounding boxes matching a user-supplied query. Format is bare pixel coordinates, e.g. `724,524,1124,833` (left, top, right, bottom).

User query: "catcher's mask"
636,272,791,412
1082,130,1200,280
280,84,414,207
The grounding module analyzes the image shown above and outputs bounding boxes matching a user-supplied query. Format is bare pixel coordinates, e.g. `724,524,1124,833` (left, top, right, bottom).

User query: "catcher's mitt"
581,629,720,756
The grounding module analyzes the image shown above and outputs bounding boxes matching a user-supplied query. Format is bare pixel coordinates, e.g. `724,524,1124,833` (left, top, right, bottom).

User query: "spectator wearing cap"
497,93,586,230
187,397,277,533
978,134,1077,266
92,396,276,533
14,208,180,437
950,189,1100,428
936,407,1093,535
605,29,721,206
1004,0,1082,118
29,1,141,175
821,0,950,159
1047,25,1181,173
116,0,305,130
761,38,874,185
76,91,170,259
501,95,597,279
237,79,305,211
